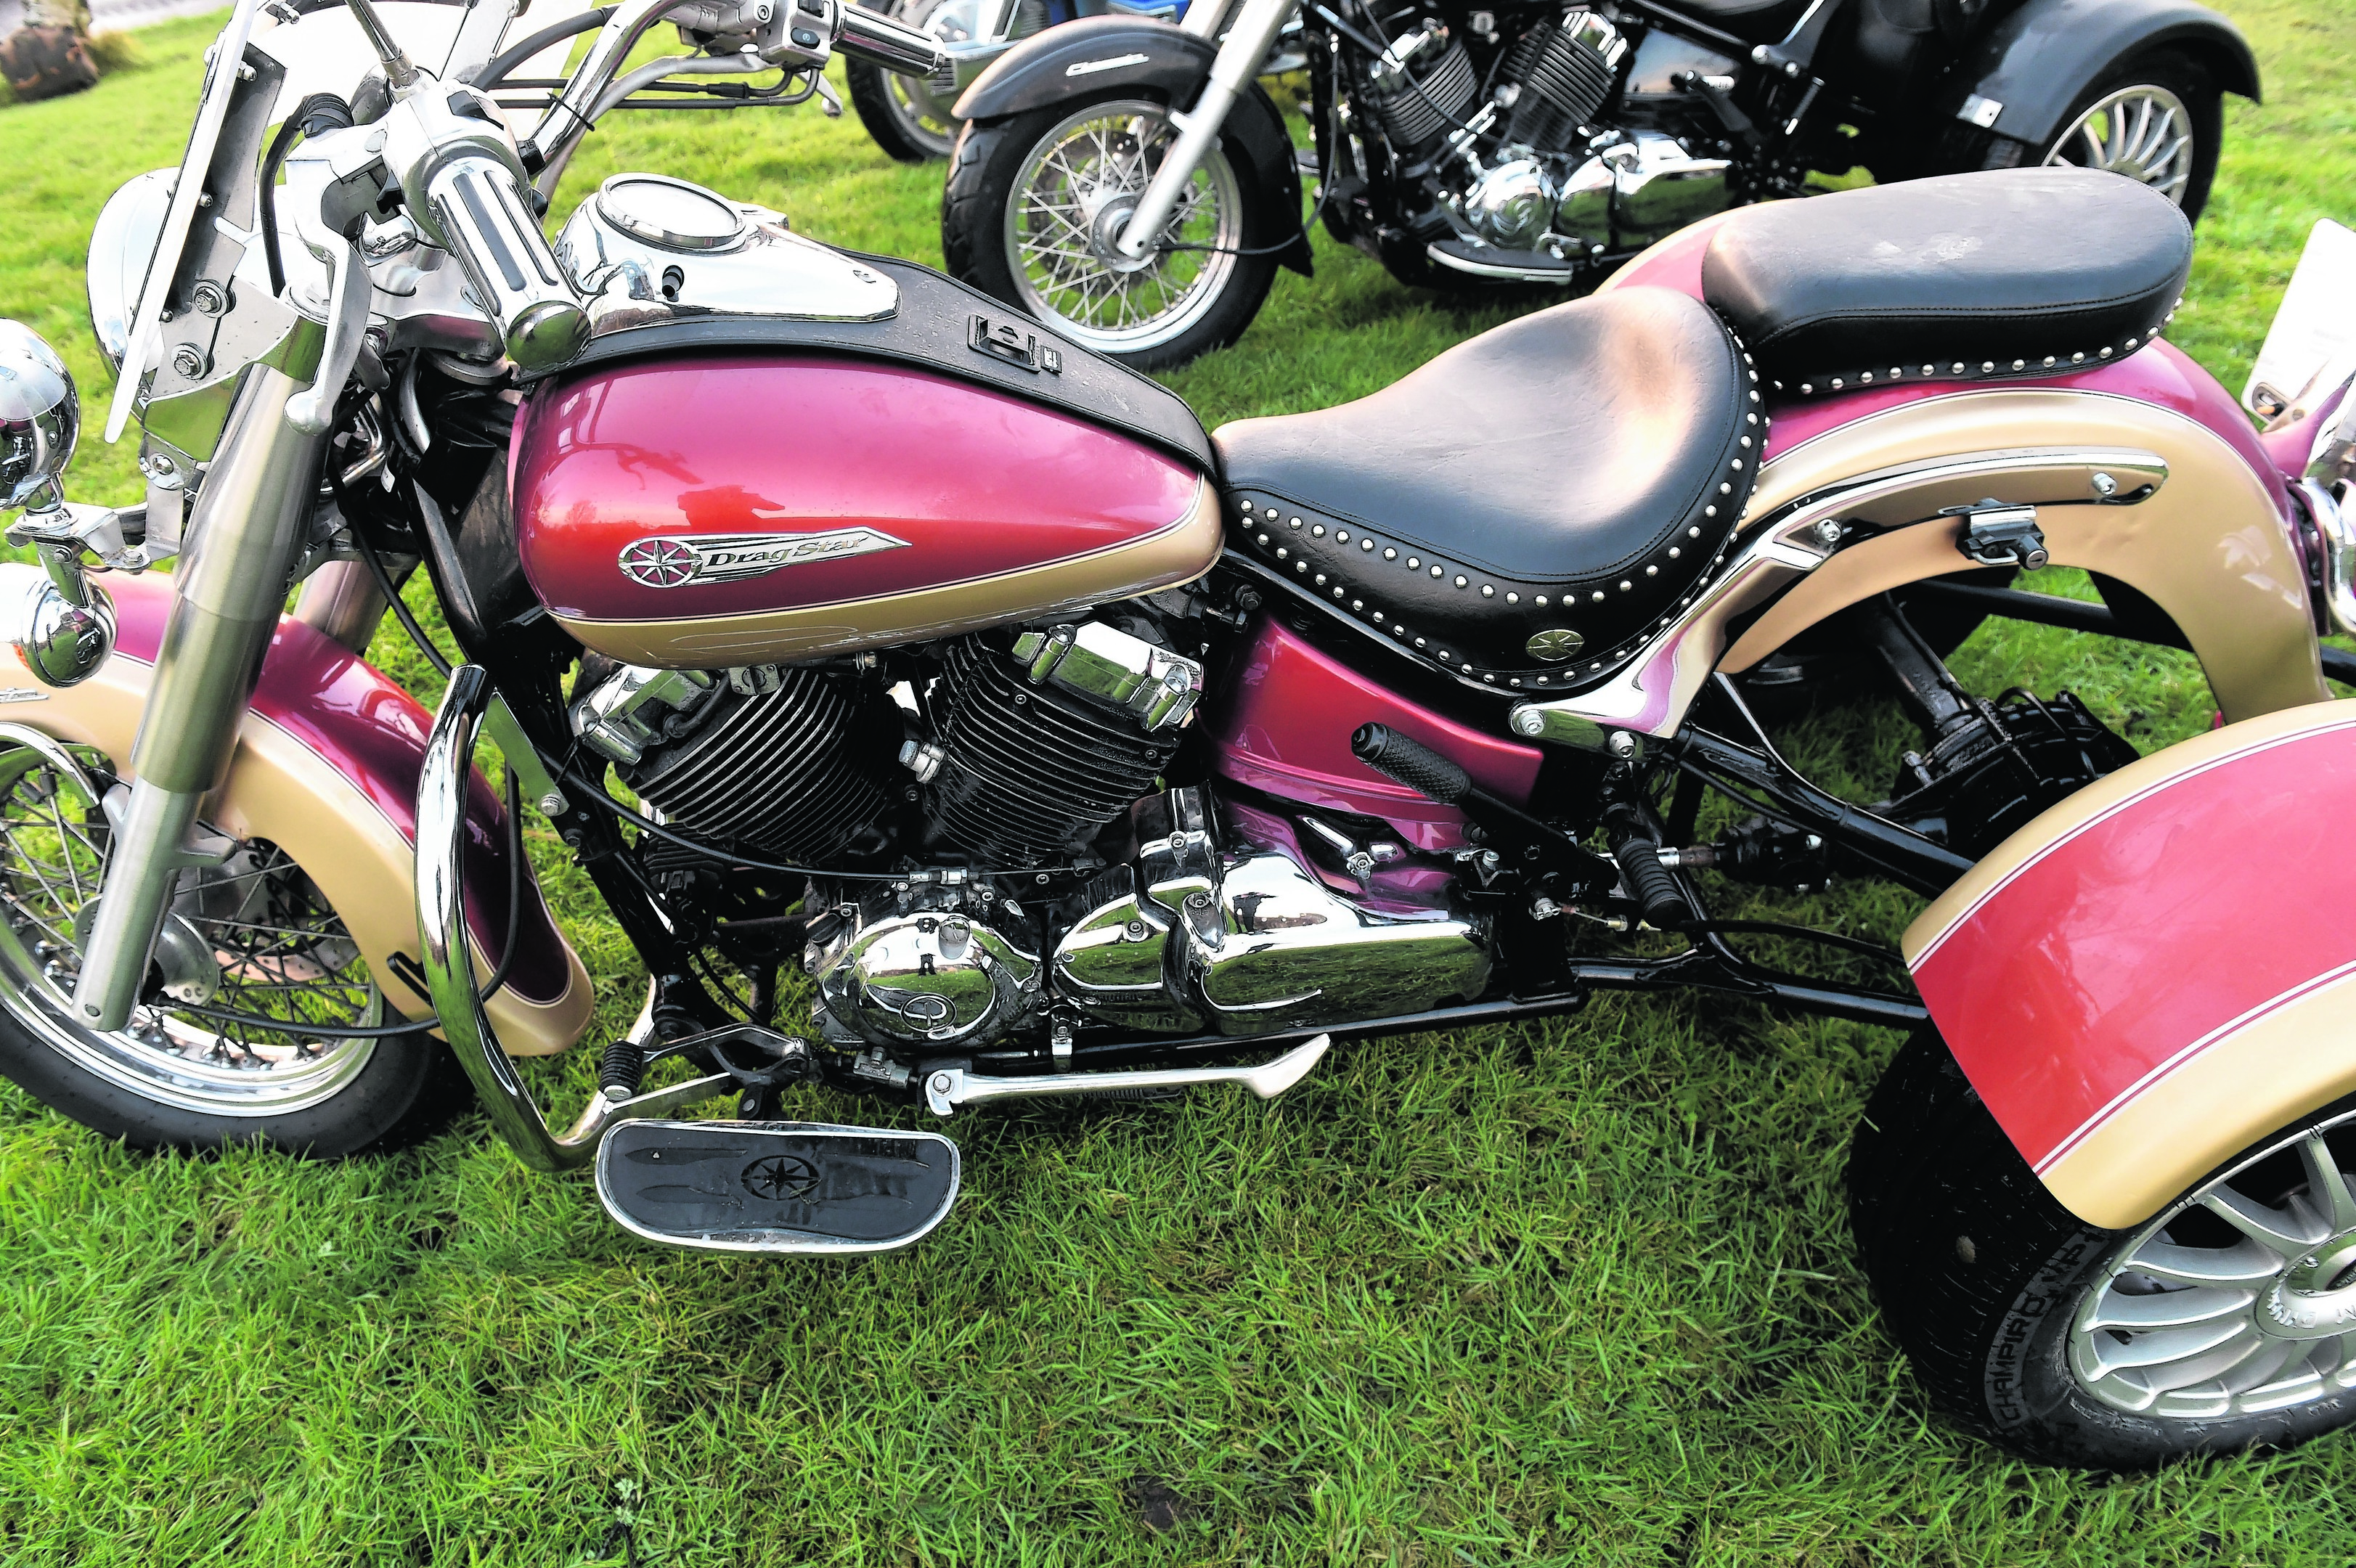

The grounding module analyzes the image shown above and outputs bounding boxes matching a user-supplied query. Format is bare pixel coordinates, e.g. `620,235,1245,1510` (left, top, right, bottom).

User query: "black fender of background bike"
953,15,1313,277
1933,0,2259,150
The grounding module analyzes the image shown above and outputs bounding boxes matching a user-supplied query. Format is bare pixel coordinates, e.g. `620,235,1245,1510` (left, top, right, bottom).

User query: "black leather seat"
1215,288,1758,689
1702,168,2193,397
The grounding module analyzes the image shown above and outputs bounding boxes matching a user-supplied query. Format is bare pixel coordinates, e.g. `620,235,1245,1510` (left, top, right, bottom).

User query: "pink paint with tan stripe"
1910,716,2356,1176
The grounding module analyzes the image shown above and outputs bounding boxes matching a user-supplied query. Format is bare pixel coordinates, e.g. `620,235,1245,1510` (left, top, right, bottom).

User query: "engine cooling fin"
1501,12,1619,153
925,635,1176,861
621,667,893,864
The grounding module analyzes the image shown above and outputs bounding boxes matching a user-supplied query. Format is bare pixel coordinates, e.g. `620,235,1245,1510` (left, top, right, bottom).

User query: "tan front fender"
0,573,592,1056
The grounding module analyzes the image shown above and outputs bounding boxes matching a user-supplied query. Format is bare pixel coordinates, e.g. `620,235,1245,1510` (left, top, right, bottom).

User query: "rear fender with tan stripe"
1720,375,2331,724
1902,699,2356,1230
0,573,592,1057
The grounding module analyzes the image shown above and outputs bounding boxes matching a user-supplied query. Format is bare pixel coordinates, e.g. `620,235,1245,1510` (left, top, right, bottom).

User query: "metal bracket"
481,692,569,817
921,1032,1332,1116
1949,501,2050,570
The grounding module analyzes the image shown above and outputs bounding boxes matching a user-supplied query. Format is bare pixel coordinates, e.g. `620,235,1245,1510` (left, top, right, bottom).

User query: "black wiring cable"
1688,918,1906,970
468,4,616,92
258,92,356,298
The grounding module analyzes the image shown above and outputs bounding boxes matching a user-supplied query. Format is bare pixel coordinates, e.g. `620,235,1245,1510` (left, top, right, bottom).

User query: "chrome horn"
0,321,113,689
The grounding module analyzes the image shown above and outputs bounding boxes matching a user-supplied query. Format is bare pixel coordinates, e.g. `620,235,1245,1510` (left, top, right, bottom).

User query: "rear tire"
1851,1027,2356,1468
942,94,1281,372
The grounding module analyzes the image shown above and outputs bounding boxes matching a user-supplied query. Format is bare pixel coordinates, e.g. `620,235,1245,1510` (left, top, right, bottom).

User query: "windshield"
103,0,267,445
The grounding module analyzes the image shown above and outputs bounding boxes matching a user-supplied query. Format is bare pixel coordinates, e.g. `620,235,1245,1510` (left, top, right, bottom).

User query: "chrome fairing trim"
2301,479,2356,640
417,664,732,1169
1506,446,2170,743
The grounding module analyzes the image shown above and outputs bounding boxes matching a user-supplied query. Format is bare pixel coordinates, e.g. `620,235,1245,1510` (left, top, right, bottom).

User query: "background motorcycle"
937,0,2258,368
1,0,2353,1471
847,0,1218,161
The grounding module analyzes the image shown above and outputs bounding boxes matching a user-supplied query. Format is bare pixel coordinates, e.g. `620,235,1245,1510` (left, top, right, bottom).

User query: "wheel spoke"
2084,1285,2255,1332
2079,1315,2252,1377
2128,1238,2283,1286
2203,1186,2326,1260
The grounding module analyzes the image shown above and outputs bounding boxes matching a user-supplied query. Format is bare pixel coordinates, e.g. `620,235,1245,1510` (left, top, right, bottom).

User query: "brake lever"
285,228,372,436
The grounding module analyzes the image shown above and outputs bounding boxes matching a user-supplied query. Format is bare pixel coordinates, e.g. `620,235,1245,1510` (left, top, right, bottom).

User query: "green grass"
1,3,2355,1561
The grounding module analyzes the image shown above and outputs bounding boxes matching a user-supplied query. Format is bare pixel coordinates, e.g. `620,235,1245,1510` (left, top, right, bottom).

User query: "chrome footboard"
416,664,733,1169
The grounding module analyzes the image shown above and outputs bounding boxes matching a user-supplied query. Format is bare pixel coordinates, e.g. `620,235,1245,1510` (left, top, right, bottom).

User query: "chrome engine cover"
1464,158,1559,252
816,890,1042,1050
1055,789,1492,1039
1552,131,1731,251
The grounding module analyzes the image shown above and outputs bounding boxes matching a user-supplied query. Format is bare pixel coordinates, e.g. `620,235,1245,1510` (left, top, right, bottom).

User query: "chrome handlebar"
835,3,950,75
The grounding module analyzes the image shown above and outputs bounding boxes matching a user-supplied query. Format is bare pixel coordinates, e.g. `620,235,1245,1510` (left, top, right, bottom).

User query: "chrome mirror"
0,320,78,516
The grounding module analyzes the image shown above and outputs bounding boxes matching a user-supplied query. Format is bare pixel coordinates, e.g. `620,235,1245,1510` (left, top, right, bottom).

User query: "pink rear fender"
1902,700,2356,1230
0,573,592,1057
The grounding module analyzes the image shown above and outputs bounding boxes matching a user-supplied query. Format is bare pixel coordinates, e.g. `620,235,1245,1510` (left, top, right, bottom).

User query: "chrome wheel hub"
2042,84,2196,206
2071,1118,2356,1418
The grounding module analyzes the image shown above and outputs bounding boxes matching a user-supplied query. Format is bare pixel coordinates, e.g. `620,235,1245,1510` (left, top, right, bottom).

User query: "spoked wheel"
0,735,465,1154
942,94,1280,370
1851,1028,2356,1468
844,0,963,162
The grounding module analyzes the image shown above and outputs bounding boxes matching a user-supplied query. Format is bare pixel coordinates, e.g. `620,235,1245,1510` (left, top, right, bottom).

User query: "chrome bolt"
1509,707,1546,738
171,344,208,379
1606,730,1639,759
1812,518,1843,546
2090,471,2119,499
537,791,567,816
930,1071,953,1095
1123,919,1149,941
191,281,227,316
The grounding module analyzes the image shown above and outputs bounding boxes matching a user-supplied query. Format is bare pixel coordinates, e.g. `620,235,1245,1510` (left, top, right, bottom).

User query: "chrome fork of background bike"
71,368,329,1031
1113,0,1294,256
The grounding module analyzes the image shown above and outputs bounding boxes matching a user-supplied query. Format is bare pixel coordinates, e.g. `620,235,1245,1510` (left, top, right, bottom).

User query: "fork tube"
1116,0,1296,256
71,368,328,1031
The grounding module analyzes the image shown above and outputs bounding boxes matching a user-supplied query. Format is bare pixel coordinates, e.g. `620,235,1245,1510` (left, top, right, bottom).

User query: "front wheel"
941,95,1281,372
844,0,963,162
0,735,467,1156
1851,1028,2356,1468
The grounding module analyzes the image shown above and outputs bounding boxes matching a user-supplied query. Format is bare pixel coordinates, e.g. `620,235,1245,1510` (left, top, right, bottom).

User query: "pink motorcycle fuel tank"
511,354,1223,668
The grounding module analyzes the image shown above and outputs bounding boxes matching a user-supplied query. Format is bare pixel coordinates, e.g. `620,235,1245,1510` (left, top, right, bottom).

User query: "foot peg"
921,1033,1331,1116
594,1121,959,1255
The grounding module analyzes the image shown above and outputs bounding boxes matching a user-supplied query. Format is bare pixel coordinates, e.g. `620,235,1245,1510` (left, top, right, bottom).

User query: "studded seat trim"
1215,289,1764,690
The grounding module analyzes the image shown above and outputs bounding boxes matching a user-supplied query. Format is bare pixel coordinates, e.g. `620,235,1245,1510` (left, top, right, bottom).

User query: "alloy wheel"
1001,97,1244,358
2071,1114,2356,1418
2042,84,2197,205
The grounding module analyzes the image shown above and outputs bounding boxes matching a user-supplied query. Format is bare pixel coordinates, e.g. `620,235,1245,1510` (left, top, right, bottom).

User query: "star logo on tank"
616,528,910,589
741,1153,821,1203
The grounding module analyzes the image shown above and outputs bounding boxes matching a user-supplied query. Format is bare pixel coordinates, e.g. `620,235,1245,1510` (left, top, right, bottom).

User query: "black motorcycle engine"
1497,9,1625,152
914,618,1205,862
1361,20,1480,150
572,661,897,863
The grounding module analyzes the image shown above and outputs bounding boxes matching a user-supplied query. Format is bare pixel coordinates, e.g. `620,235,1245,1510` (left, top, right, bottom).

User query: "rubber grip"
599,1036,644,1098
1351,723,1470,804
1613,838,1694,932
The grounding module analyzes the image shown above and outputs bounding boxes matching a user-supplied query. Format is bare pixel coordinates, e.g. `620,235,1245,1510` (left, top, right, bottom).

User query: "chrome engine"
573,624,1491,1060
1359,8,1736,266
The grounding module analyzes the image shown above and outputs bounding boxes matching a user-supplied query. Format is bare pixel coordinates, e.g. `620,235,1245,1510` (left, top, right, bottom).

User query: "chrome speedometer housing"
86,168,174,375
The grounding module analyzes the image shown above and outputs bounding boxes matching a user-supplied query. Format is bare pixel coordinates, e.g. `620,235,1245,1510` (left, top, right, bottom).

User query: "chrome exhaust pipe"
921,1034,1332,1116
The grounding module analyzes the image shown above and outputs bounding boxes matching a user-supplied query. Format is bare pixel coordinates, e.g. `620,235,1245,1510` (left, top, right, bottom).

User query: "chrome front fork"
1114,0,1297,258
71,369,330,1031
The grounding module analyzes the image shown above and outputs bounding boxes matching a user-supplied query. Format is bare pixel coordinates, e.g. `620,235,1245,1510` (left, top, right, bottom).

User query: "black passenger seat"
1701,168,2193,397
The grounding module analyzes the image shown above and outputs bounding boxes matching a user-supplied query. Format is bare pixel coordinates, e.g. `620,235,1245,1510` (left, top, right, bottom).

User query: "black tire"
846,57,958,162
1949,48,2222,222
942,94,1282,372
0,1015,472,1158
1851,1027,2356,1468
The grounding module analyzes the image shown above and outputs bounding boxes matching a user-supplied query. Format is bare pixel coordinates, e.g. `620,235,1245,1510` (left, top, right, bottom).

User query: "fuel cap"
594,175,750,253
